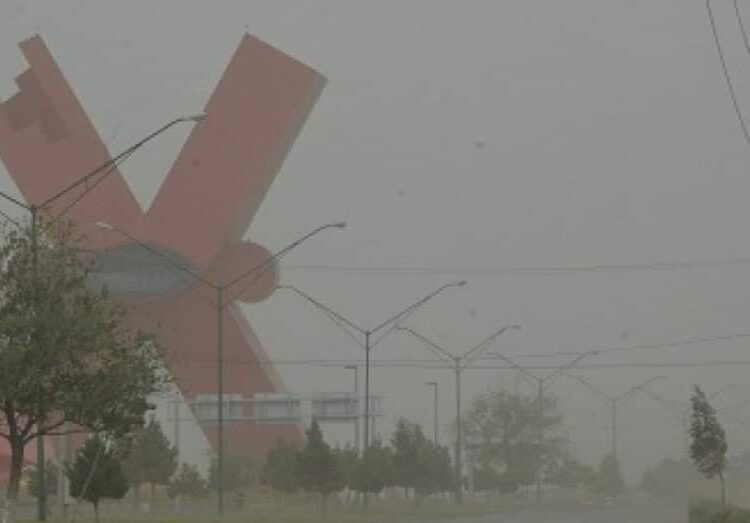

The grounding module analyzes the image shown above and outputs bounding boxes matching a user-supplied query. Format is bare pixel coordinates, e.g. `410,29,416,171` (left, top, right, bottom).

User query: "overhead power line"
707,0,750,146
281,255,750,276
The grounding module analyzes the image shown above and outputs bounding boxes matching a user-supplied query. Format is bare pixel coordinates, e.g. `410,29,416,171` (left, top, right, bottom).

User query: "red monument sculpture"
0,34,326,471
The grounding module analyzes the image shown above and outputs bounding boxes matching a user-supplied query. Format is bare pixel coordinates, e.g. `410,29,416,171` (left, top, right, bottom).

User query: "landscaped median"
690,499,750,523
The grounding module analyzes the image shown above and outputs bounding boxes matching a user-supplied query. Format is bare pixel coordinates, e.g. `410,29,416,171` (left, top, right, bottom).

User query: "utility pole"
0,113,206,522
426,381,438,444
397,324,521,505
276,281,466,510
568,374,666,463
345,366,359,453
454,360,462,503
99,221,345,515
489,351,600,505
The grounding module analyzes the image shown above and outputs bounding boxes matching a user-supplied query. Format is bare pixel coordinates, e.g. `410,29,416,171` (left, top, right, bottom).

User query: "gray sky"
2,0,750,482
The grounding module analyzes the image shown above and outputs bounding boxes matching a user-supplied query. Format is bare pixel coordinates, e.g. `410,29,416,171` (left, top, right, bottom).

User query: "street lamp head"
181,113,208,123
426,381,437,386
455,280,467,287
344,365,357,370
509,324,522,331
94,221,114,231
329,221,347,229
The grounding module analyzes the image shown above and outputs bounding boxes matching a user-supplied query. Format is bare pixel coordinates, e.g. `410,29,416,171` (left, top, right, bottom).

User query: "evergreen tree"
593,454,624,497
122,416,178,498
391,418,421,495
689,385,728,505
297,421,344,509
333,444,359,492
261,439,299,495
208,453,256,508
66,436,130,523
351,438,393,495
167,463,208,501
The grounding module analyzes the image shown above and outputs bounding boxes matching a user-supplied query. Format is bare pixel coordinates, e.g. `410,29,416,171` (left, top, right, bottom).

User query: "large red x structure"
0,34,326,471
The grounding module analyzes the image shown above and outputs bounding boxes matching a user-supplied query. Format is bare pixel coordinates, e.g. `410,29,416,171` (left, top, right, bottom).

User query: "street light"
96,220,345,515
276,281,466,508
0,112,205,522
425,381,439,445
396,323,521,504
488,350,599,505
344,365,360,453
566,374,665,463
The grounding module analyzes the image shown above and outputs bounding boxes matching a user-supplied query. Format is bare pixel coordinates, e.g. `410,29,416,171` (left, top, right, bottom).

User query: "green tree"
261,439,300,495
333,444,359,492
549,457,596,490
0,219,164,523
416,441,454,497
391,418,421,496
122,416,178,498
167,463,208,501
689,385,728,505
462,390,563,491
391,418,452,502
593,454,624,497
26,460,58,499
208,453,256,508
66,436,130,523
351,438,393,496
297,421,344,509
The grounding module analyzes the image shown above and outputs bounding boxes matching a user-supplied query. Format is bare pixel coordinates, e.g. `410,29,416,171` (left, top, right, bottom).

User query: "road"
443,504,685,523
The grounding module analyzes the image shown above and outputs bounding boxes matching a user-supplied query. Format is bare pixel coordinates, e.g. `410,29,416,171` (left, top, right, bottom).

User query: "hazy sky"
2,0,750,482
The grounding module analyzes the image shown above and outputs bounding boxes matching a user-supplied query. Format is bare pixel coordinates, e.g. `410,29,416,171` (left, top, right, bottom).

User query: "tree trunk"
3,439,24,523
150,482,156,498
719,471,726,506
132,483,140,510
93,502,99,523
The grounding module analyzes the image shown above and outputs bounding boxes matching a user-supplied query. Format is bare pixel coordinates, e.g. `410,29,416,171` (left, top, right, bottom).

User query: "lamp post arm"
41,119,175,208
461,324,521,364
0,189,31,212
566,374,614,403
489,352,539,382
277,285,366,335
543,351,600,383
369,281,465,335
41,117,195,209
224,223,344,290
618,375,666,405
95,222,215,289
396,326,455,363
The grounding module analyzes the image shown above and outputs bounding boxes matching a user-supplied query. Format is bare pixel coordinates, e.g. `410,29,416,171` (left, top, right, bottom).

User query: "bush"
690,499,750,523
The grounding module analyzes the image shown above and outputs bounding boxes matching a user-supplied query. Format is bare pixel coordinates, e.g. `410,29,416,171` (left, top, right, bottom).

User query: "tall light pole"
0,112,205,522
396,324,522,504
277,281,466,508
426,381,439,445
97,221,345,515
567,374,666,462
344,365,360,454
489,350,599,506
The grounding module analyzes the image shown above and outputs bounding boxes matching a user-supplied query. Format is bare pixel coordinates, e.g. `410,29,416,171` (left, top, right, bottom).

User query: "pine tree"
297,421,344,509
689,385,728,505
594,454,624,497
351,438,393,496
122,416,178,499
261,439,299,495
167,463,208,502
66,436,130,523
